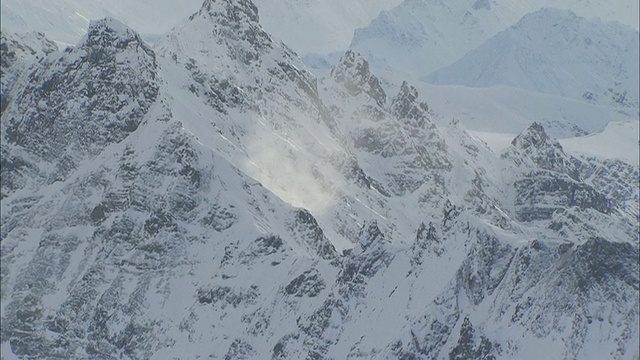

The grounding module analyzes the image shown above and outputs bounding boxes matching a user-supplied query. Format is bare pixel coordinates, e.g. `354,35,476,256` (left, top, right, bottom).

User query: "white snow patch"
560,121,640,166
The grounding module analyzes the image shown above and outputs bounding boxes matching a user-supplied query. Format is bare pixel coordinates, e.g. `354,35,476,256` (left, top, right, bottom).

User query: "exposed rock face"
1,18,158,199
424,8,640,109
331,50,386,107
1,31,58,115
192,0,270,64
503,122,612,222
390,81,429,128
328,51,451,198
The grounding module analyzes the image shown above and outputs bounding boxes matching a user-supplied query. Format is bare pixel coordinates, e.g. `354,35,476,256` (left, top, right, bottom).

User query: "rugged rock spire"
505,122,580,180
180,0,272,63
199,0,260,23
390,81,430,129
331,50,386,107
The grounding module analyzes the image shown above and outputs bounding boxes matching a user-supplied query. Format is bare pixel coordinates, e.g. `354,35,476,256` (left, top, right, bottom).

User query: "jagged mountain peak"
502,123,617,223
1,31,58,115
510,121,552,150
159,0,277,68
2,3,638,359
390,81,430,128
1,17,159,198
81,17,146,49
505,122,580,179
331,50,386,107
196,0,260,25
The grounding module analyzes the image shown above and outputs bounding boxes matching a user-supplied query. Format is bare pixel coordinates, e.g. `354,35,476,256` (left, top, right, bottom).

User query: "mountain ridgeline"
1,0,638,359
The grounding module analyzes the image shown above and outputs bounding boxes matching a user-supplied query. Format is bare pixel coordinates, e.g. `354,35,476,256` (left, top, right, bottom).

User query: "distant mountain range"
348,0,638,78
424,8,639,108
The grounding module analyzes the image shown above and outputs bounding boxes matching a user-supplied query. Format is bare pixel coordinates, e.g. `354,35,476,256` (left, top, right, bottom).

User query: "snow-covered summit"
505,122,580,179
502,123,614,223
198,0,260,26
1,0,638,359
81,17,142,47
510,122,554,150
331,51,386,107
158,0,290,74
0,0,205,45
424,8,640,108
390,81,430,129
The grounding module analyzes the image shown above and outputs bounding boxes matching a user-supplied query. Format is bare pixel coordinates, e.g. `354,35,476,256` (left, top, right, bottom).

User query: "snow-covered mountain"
425,8,640,108
1,0,638,359
0,0,204,45
251,0,403,54
347,0,639,78
560,121,640,166
348,0,525,78
0,0,401,55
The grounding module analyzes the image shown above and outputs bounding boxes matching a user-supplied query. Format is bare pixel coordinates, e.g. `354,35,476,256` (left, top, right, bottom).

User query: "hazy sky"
1,0,637,51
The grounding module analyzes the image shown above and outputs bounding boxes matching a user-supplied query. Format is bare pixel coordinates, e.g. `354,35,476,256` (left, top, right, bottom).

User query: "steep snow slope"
1,1,638,359
425,8,640,108
1,13,341,359
349,0,638,78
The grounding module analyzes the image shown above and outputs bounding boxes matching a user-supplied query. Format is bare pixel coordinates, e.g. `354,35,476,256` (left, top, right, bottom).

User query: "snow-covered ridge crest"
159,0,281,69
80,17,147,49
198,0,260,23
331,50,386,107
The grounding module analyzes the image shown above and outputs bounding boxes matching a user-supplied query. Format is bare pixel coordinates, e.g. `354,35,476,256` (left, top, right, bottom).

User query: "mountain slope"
1,12,341,359
424,8,640,108
348,0,639,78
0,31,57,115
1,18,158,201
1,1,638,359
